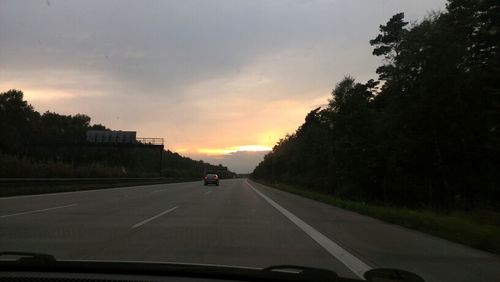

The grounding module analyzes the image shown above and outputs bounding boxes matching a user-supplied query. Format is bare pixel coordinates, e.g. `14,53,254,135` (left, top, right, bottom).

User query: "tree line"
0,89,233,178
253,0,499,210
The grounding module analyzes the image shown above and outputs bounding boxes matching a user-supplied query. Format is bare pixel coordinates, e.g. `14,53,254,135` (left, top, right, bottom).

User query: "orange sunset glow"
198,145,272,156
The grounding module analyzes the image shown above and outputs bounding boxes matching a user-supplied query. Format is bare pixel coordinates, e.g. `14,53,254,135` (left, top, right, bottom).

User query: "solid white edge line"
246,180,371,279
0,204,77,218
132,206,179,229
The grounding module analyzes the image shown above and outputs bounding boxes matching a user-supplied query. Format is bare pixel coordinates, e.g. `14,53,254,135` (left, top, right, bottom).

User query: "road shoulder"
247,179,500,282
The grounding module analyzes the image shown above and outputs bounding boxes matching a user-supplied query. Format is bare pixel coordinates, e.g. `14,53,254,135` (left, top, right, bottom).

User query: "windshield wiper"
0,252,425,282
0,251,56,264
263,265,338,281
0,255,338,281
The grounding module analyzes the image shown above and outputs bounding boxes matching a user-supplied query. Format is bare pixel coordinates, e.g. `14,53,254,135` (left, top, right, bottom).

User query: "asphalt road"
1,179,499,282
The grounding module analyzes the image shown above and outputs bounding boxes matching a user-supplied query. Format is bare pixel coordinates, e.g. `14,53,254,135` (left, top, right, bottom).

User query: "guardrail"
0,177,200,197
0,177,171,184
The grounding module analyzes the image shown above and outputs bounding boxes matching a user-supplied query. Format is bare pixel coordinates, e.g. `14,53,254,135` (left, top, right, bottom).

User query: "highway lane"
0,179,356,279
1,178,499,282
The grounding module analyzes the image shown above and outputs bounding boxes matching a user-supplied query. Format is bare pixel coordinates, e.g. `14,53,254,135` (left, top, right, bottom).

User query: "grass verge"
252,178,500,255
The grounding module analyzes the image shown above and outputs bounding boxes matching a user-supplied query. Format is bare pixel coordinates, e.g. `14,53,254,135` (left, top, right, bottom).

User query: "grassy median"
252,179,500,255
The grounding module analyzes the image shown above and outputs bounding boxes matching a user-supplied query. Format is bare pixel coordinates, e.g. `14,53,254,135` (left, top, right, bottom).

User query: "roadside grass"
252,179,500,255
0,153,128,178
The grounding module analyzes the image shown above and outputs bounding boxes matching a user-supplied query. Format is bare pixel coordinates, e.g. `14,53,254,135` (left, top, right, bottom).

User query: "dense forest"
253,0,499,210
0,89,232,178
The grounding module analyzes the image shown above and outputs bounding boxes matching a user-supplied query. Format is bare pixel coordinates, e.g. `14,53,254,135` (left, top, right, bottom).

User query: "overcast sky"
0,0,446,173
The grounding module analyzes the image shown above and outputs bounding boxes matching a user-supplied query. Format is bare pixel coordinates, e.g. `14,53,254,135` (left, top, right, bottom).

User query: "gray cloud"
1,0,445,93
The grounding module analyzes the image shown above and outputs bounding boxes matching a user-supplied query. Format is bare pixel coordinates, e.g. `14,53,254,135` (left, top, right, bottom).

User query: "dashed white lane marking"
132,206,179,229
0,204,77,218
246,181,371,279
204,191,212,195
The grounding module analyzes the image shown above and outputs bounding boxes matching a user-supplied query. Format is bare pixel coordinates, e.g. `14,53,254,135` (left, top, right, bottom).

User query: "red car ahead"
203,174,219,186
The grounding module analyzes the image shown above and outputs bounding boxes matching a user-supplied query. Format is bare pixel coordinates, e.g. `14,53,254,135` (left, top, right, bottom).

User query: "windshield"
1,1,499,282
